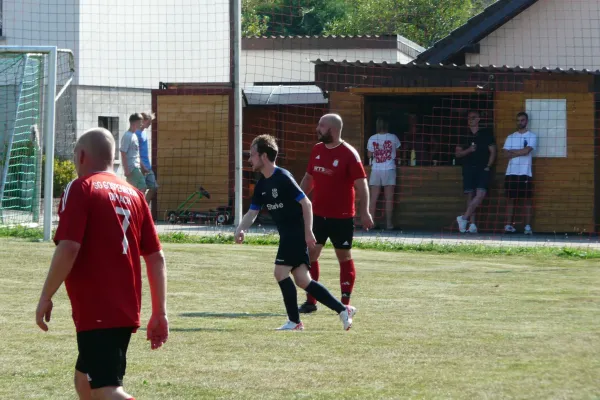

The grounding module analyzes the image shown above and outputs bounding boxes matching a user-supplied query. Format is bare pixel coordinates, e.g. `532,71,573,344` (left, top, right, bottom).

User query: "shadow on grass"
179,312,284,319
138,327,234,332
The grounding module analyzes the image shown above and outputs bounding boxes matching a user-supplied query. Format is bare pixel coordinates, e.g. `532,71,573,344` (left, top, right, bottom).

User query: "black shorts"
275,234,310,270
75,327,134,389
462,166,490,194
504,174,533,199
313,216,354,249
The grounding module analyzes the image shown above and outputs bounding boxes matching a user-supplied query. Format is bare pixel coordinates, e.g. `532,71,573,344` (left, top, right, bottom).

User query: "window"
525,99,567,158
98,116,120,160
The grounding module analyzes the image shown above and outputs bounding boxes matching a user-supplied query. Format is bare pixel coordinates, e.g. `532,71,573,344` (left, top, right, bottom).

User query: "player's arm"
234,209,259,243
354,177,370,215
298,196,316,247
299,173,314,195
36,240,81,331
143,250,169,349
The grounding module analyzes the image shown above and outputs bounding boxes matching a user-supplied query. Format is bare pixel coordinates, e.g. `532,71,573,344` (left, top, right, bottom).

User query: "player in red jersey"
298,113,374,313
35,128,168,400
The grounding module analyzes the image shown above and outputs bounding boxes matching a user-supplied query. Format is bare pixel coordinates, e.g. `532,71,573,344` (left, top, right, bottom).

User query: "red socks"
306,260,320,305
307,259,356,305
340,259,356,305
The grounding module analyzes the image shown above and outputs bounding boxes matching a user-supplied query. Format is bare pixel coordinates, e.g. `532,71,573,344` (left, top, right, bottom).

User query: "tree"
323,0,476,47
242,0,346,36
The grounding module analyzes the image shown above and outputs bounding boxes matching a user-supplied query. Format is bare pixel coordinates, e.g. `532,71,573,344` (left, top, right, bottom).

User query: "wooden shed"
314,61,600,234
151,84,234,222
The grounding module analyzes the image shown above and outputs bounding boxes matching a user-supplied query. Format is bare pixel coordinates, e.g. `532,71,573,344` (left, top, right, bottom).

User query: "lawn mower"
164,186,232,225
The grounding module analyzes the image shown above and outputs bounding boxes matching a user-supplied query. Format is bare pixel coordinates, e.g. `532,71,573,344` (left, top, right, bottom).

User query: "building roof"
313,59,600,75
243,85,327,106
242,35,424,57
415,0,539,64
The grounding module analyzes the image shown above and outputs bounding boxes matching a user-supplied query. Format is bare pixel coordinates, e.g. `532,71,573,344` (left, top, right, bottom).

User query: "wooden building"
314,61,600,233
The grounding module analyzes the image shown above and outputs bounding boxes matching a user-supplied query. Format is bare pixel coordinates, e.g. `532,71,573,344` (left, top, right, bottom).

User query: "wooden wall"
328,92,364,152
493,84,595,233
156,95,230,220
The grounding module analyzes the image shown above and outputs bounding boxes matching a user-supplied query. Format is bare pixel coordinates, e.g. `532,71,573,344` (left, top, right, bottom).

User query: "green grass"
0,239,599,399
2,226,600,259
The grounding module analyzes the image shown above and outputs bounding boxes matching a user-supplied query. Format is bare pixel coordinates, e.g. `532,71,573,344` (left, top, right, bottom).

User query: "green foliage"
243,0,347,36
242,0,494,46
41,156,77,198
324,0,475,47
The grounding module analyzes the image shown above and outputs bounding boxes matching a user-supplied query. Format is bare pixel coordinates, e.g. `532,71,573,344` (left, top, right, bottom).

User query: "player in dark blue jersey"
235,134,356,331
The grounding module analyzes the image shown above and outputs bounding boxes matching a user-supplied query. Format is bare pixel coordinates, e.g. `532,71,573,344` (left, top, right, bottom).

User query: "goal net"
0,48,75,228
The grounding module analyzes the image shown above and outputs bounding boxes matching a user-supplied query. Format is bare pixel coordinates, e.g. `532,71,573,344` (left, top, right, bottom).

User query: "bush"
41,156,77,198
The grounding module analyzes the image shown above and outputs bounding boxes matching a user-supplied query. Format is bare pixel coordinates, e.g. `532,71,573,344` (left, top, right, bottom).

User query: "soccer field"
0,239,599,399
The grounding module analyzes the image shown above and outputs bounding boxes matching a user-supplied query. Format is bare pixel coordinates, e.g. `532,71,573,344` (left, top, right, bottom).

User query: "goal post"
0,46,63,241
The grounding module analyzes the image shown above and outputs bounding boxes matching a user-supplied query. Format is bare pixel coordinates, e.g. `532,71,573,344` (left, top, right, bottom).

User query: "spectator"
367,117,401,230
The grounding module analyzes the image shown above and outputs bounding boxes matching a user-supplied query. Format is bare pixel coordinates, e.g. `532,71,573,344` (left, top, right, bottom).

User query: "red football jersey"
306,141,367,218
54,171,161,333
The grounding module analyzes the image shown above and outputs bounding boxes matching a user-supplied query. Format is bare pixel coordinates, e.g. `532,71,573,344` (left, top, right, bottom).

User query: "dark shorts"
462,166,490,194
504,174,534,199
75,327,134,389
275,234,310,270
313,216,354,249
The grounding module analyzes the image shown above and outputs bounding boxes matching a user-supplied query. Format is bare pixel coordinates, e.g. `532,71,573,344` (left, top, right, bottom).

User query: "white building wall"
466,0,600,70
78,0,229,88
242,48,400,88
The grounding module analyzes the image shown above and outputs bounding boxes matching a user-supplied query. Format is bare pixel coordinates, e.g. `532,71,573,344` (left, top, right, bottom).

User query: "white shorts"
369,169,396,187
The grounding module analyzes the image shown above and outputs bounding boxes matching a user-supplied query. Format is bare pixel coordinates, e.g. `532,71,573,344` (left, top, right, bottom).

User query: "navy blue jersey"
250,168,306,236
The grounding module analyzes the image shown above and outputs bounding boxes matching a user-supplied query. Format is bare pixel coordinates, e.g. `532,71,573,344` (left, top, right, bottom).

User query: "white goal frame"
0,46,58,241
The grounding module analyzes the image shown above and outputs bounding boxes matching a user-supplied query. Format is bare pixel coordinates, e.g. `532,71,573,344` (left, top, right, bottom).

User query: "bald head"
74,128,115,176
321,113,343,133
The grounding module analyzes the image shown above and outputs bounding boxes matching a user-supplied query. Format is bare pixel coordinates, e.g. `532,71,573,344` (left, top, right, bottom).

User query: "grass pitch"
0,239,598,399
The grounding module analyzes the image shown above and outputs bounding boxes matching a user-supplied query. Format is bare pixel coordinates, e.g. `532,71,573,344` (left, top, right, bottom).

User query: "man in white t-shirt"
367,118,401,230
502,112,537,235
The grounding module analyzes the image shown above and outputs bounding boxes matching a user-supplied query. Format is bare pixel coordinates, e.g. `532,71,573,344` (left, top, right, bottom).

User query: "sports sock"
306,260,320,305
278,277,300,324
305,281,345,314
340,259,356,305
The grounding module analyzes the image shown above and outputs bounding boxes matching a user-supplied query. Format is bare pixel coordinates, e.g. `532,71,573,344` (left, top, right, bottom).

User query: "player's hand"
305,232,317,249
35,297,53,332
235,229,245,244
361,212,375,231
147,313,169,350
469,144,477,152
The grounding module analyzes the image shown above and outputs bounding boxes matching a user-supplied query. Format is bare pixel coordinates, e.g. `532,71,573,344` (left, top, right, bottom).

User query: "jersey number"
115,207,131,254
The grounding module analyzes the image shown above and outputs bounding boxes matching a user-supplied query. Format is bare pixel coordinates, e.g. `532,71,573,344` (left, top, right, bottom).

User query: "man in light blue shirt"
136,112,158,204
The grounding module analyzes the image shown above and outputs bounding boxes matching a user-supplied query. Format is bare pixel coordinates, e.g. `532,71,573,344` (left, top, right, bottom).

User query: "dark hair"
251,134,278,162
467,110,480,117
376,117,389,133
517,112,529,121
129,113,143,123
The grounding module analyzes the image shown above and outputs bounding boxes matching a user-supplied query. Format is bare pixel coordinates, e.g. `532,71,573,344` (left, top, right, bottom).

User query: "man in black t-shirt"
234,134,356,331
455,110,497,233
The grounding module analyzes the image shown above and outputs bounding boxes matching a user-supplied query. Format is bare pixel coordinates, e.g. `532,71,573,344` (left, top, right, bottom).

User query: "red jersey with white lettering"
53,171,161,333
306,141,367,218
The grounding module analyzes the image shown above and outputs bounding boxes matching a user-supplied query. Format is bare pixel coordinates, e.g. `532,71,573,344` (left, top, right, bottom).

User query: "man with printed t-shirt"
35,128,168,400
367,117,401,230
